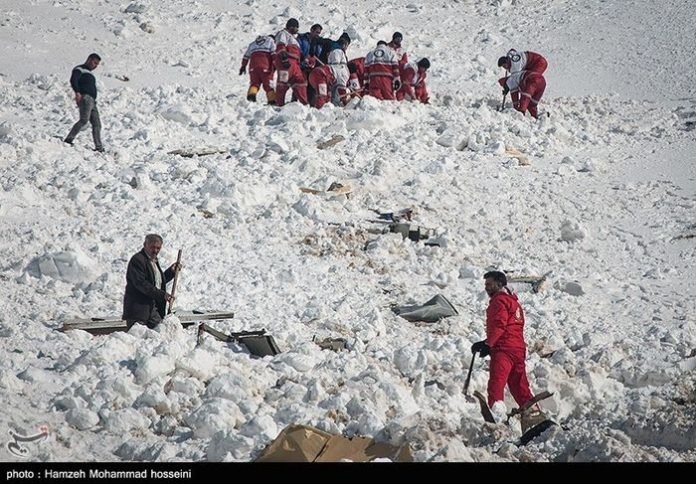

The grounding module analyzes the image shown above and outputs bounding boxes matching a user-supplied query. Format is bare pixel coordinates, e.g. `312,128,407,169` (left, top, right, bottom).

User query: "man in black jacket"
122,234,181,329
64,53,104,152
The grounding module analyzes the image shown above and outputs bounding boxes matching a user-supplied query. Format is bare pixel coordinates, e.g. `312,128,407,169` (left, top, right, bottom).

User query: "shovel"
463,352,476,402
463,351,496,423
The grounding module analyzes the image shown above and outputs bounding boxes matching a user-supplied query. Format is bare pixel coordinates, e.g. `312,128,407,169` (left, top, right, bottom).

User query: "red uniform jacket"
397,62,428,103
486,288,526,351
388,41,408,66
275,29,302,68
348,57,365,89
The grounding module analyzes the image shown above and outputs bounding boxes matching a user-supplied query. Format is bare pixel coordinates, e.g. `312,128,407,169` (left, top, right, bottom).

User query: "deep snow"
0,0,694,462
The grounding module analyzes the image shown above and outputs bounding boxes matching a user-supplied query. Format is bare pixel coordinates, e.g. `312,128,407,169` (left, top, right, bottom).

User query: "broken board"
474,390,556,445
473,390,496,423
299,182,352,198
505,147,531,166
511,391,557,445
316,135,345,150
507,391,554,419
197,323,281,357
372,208,414,223
167,148,228,158
519,419,556,445
256,424,412,462
61,310,235,335
507,270,553,293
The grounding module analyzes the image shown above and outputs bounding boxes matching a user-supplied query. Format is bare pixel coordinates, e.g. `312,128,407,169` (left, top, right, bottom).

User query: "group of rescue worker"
239,19,430,109
239,18,547,118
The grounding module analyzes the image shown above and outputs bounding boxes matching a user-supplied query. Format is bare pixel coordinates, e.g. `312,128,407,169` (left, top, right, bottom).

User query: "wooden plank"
198,322,234,342
65,321,198,335
507,270,553,293
167,148,228,158
508,391,554,418
178,311,235,322
61,310,234,334
473,390,496,423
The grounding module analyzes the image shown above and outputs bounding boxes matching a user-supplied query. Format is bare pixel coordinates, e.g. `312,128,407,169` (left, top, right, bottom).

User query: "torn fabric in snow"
392,294,458,322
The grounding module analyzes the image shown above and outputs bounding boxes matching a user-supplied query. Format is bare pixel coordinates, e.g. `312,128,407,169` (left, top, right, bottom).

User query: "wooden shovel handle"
167,249,182,315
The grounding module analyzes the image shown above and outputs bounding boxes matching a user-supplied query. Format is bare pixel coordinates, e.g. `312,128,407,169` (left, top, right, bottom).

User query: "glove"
392,78,402,91
239,66,246,76
502,85,510,96
471,340,490,357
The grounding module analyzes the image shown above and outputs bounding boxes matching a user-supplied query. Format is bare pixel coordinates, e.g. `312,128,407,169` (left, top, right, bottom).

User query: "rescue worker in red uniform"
239,34,277,105
497,49,548,118
396,58,430,103
387,32,408,67
471,271,535,409
347,57,365,91
364,41,400,101
308,64,347,109
471,271,550,434
274,18,308,106
499,49,547,76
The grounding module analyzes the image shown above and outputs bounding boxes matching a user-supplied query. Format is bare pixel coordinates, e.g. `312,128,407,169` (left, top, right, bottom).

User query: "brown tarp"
255,424,412,462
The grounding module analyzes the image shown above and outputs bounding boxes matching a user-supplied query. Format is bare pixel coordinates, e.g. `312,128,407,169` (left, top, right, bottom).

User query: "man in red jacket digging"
471,271,548,432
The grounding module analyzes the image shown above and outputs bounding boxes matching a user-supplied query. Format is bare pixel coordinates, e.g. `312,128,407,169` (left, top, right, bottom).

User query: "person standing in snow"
396,58,430,103
239,34,277,105
298,24,325,73
388,31,408,67
63,53,104,152
123,234,181,330
298,23,325,71
364,41,401,101
274,18,308,106
471,271,547,430
297,23,325,105
326,33,351,104
497,49,548,118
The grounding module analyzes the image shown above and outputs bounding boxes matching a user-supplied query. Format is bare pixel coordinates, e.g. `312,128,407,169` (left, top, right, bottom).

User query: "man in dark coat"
64,53,104,152
122,234,180,329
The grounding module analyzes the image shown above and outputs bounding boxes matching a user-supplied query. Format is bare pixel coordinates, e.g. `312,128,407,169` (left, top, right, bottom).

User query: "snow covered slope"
0,0,694,462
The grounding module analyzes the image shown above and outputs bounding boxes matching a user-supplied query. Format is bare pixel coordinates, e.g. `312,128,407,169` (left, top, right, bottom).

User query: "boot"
246,86,259,102
266,89,276,105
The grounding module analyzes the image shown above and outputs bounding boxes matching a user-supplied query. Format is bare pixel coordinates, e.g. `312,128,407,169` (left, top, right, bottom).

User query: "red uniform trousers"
367,75,395,100
308,66,335,109
248,55,275,101
487,348,534,408
414,84,429,103
513,72,546,118
275,60,308,106
488,349,533,407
